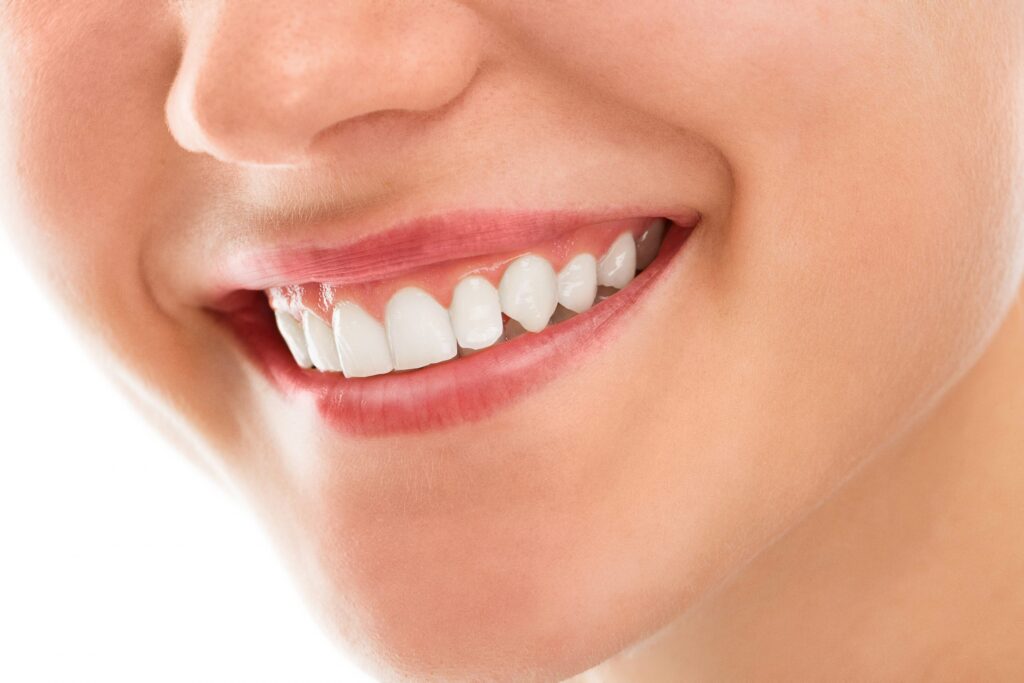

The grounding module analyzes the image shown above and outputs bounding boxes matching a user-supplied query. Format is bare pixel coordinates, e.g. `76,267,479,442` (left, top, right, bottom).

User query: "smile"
218,209,700,436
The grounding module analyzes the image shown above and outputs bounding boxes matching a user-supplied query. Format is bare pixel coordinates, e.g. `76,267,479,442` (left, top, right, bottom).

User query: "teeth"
635,219,667,270
302,310,343,372
597,231,637,289
274,310,314,369
498,254,558,333
556,253,598,313
385,287,458,371
332,301,394,378
274,221,673,371
449,276,503,350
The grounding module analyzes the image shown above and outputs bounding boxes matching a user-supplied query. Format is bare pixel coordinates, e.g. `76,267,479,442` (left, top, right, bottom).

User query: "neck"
578,287,1024,681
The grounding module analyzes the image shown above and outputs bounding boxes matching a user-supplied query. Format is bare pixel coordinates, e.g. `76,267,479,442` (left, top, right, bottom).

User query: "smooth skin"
2,2,1023,681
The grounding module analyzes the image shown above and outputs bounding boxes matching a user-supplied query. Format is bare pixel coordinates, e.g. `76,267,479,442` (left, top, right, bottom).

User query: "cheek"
454,0,1024,659
687,1,1024,516
505,0,1023,434
1,4,246,455
2,4,180,320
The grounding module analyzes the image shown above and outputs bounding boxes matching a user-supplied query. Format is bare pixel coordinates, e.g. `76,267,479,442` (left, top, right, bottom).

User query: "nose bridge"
166,0,482,165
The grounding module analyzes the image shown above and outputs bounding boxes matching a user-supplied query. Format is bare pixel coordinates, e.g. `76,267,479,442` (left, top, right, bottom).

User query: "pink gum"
269,217,654,321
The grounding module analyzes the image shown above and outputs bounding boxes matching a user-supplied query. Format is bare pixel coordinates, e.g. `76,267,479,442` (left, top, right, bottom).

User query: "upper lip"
209,206,701,300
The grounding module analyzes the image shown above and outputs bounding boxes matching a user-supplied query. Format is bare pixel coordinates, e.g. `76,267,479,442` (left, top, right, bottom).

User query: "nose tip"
165,2,482,165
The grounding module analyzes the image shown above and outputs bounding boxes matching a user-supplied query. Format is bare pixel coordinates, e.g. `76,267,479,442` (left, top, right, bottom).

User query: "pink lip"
214,207,701,295
222,221,697,437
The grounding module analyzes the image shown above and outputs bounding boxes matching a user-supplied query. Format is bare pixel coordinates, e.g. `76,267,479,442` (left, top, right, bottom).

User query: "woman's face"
3,1,1022,680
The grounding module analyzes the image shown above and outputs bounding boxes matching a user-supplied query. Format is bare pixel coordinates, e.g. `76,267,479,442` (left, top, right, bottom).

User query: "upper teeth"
557,253,598,314
333,300,394,378
596,231,638,289
385,287,459,371
274,310,313,370
272,222,668,377
302,309,343,372
498,254,559,333
449,276,504,350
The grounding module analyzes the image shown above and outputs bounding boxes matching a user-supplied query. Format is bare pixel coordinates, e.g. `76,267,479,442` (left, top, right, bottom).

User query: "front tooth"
302,310,343,372
597,232,637,289
385,287,458,370
498,254,558,333
274,310,313,369
332,301,394,378
449,276,503,350
557,253,598,313
635,219,667,270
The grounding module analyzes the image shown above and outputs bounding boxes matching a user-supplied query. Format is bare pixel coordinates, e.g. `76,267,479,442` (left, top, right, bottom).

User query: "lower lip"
224,222,696,437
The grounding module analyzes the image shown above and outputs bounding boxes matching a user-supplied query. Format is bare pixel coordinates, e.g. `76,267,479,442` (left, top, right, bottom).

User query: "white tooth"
597,232,637,289
498,254,558,333
635,219,667,270
332,301,394,378
385,287,458,371
556,253,598,313
449,276,503,350
302,310,342,372
274,310,313,369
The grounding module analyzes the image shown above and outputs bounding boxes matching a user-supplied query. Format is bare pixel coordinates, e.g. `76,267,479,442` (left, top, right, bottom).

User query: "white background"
0,237,374,681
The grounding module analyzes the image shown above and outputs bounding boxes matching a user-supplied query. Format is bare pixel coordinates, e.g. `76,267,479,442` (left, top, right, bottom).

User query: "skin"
2,1,1023,681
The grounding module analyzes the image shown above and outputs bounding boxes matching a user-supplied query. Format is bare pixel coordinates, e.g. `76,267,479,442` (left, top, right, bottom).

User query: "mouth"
216,209,700,437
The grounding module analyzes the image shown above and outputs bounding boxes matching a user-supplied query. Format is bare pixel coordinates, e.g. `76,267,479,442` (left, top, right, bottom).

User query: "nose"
166,1,482,165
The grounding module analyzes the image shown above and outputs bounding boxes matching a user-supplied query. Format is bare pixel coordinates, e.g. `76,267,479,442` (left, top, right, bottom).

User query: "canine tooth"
385,287,458,371
449,276,503,350
332,301,394,378
274,310,313,369
597,232,637,289
556,253,598,313
498,254,558,333
635,218,667,270
302,310,343,372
